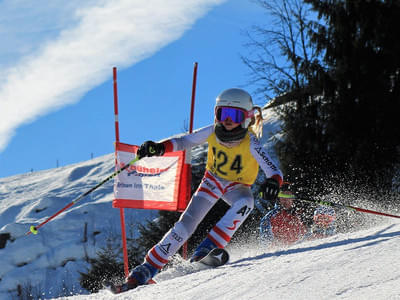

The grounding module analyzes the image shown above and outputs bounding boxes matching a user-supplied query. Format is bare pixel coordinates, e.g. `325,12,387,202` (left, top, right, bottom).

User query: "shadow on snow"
231,224,400,267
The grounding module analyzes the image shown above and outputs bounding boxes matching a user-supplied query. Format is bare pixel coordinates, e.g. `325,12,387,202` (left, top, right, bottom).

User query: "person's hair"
249,106,263,138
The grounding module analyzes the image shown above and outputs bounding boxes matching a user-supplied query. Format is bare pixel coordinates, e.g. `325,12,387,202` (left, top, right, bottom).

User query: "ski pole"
290,195,400,219
26,156,141,236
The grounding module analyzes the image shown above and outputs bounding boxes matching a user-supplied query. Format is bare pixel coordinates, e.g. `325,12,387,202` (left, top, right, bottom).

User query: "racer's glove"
260,178,280,201
137,141,165,158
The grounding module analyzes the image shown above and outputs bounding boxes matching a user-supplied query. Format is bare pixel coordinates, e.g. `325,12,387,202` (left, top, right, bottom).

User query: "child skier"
259,187,308,247
113,88,283,293
258,184,336,247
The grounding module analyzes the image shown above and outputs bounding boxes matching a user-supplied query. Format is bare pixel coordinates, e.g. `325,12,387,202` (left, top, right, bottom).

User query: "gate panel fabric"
113,142,190,211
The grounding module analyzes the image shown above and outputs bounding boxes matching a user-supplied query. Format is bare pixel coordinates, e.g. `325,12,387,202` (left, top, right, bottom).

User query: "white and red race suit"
143,125,283,270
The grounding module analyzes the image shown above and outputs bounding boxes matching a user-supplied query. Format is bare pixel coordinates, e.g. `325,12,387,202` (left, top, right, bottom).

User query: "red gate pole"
113,67,130,277
189,62,198,133
182,62,198,259
119,207,129,277
113,67,120,143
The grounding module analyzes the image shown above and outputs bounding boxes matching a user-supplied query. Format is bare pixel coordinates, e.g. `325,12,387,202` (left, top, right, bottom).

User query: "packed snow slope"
65,220,400,300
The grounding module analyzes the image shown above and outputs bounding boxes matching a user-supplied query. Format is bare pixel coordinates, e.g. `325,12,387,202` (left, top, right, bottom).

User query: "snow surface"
2,109,399,299
65,220,400,300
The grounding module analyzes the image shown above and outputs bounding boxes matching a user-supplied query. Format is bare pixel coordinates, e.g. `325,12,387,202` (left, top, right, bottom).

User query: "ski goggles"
215,106,253,124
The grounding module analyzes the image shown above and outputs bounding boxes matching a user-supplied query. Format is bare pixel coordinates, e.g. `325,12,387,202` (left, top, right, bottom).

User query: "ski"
103,281,128,294
103,249,229,295
103,278,156,294
198,248,229,267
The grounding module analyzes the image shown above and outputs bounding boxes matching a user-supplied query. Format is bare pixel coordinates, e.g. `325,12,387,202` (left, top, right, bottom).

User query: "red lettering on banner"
118,162,169,175
113,143,190,212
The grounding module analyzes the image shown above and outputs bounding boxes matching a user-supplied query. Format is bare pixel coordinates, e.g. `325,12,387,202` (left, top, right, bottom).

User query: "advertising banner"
113,142,190,211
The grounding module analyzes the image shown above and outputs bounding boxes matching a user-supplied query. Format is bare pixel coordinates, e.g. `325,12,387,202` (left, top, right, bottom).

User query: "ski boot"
190,237,217,262
104,277,138,294
105,262,159,294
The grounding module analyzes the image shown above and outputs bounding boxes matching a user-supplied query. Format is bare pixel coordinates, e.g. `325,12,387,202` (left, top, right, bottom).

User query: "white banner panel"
113,142,189,211
115,149,181,202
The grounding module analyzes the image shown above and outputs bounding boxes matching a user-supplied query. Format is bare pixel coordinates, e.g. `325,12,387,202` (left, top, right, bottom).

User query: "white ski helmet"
215,88,254,128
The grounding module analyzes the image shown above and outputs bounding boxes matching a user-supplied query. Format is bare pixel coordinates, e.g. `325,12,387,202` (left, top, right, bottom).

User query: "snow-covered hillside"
2,108,398,300
65,220,400,300
0,153,159,299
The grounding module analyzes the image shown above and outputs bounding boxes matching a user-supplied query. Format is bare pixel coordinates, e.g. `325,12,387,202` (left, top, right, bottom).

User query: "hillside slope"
0,153,159,299
67,220,400,300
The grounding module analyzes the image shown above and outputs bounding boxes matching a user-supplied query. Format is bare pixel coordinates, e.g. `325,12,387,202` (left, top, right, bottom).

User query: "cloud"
0,0,225,151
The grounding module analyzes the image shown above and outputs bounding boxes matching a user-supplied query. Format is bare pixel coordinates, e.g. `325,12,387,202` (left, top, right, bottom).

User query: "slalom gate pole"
293,197,400,219
26,156,140,236
113,66,130,277
182,62,198,260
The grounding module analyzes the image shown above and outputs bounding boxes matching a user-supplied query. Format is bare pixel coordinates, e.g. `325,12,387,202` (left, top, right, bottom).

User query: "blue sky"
0,0,273,178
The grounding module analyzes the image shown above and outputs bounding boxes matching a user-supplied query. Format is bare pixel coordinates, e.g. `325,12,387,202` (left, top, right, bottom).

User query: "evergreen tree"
245,0,400,198
302,0,400,190
79,235,124,293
